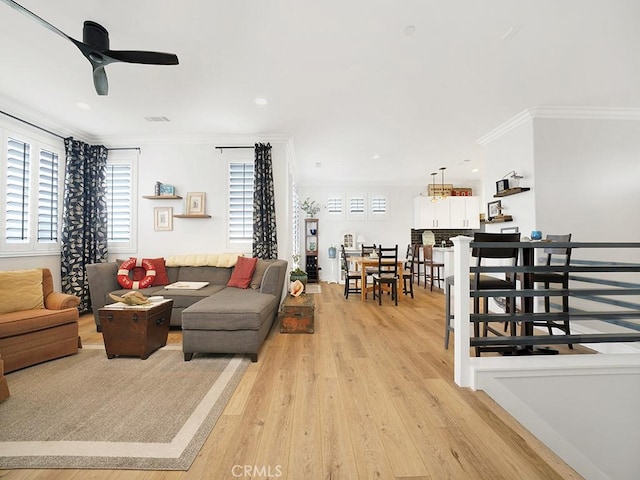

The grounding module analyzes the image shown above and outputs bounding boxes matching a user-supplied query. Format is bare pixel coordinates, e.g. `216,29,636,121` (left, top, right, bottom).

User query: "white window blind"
106,164,132,243
327,196,343,213
371,195,387,214
349,197,365,214
229,162,254,242
37,149,58,242
5,137,30,243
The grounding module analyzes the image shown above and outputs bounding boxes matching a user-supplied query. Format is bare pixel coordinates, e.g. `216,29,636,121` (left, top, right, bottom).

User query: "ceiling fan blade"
105,50,179,65
92,66,108,95
0,0,71,43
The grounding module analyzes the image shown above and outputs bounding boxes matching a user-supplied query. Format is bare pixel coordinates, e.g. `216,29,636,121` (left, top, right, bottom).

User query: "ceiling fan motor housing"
83,21,109,50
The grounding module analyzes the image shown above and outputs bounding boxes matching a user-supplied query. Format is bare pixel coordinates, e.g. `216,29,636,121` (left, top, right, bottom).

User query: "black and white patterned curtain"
61,137,109,311
252,142,278,259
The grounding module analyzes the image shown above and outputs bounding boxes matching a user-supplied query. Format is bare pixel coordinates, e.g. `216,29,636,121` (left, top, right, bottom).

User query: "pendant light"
430,172,438,203
439,166,447,199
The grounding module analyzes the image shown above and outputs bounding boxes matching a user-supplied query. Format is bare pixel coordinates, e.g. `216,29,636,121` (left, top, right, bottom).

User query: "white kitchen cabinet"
414,196,480,229
449,196,480,229
414,196,451,229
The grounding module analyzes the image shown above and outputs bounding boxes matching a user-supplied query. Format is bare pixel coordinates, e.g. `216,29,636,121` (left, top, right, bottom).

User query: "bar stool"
532,233,573,347
423,245,444,291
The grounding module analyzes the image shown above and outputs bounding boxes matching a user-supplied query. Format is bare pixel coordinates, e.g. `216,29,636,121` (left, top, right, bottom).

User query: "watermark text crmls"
231,464,283,478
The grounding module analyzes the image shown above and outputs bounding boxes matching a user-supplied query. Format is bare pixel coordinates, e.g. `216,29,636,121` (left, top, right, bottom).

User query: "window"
105,150,136,253
2,132,62,255
5,137,30,243
369,193,389,220
37,149,59,242
327,196,343,214
228,161,255,243
349,197,365,214
348,194,366,220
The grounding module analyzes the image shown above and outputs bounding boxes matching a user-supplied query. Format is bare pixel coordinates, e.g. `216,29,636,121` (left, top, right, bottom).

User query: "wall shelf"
481,215,513,224
143,195,183,200
173,214,211,218
493,187,530,198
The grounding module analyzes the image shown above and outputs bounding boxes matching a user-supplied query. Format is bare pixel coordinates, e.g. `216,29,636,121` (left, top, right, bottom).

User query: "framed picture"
487,200,502,219
154,207,173,231
500,226,519,233
343,233,355,249
186,192,206,215
496,179,509,194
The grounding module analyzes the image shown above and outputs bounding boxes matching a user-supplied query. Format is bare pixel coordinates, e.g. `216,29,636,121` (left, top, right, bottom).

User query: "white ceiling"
1,0,639,186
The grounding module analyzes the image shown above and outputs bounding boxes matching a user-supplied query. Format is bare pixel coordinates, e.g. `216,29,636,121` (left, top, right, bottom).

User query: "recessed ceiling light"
372,154,380,159
472,168,479,173
75,101,91,110
315,162,322,168
403,25,416,37
255,97,268,106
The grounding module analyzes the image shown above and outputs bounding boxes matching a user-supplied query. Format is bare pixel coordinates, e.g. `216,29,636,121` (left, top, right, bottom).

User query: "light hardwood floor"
0,282,586,480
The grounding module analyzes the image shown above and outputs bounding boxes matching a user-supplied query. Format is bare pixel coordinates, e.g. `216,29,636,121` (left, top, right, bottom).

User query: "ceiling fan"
1,0,179,95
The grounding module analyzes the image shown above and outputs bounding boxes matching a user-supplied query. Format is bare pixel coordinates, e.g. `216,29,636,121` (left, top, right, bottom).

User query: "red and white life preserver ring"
117,258,156,289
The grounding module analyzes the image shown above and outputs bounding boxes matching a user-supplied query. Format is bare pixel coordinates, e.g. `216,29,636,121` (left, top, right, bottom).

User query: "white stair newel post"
452,235,472,387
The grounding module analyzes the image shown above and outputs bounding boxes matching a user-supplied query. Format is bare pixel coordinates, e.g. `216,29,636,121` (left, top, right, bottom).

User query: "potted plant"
290,255,308,285
300,197,320,217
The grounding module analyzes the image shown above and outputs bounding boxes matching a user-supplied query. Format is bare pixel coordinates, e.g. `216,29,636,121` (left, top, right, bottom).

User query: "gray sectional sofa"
86,255,287,362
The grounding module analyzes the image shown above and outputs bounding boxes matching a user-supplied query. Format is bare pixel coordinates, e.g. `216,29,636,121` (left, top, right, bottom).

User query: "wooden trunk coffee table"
98,299,173,359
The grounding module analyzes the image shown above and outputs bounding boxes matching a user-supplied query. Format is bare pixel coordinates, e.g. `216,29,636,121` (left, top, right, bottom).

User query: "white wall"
534,117,640,245
479,118,536,234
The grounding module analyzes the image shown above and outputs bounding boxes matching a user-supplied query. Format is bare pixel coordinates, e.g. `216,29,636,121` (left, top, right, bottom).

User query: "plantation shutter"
106,164,131,242
37,149,59,242
229,162,254,241
5,137,30,243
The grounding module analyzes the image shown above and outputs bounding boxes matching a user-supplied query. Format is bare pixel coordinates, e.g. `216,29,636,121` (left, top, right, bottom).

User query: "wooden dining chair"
423,245,444,291
372,245,399,305
402,244,418,298
360,243,377,290
341,244,361,299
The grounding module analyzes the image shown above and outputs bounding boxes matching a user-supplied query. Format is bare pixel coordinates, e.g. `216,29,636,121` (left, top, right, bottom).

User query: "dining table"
351,256,406,302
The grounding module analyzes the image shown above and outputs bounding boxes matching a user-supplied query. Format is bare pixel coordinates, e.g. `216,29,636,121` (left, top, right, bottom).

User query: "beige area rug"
305,283,322,294
0,345,249,470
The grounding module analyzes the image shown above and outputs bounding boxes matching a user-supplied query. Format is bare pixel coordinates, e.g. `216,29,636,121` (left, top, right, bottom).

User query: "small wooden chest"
99,300,173,359
280,294,315,334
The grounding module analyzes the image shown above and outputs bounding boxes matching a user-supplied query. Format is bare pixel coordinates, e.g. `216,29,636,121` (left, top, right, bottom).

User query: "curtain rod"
0,109,140,152
0,109,64,139
215,145,254,151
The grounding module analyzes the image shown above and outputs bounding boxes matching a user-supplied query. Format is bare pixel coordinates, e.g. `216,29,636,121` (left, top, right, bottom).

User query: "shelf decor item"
496,179,509,194
159,183,175,196
186,192,206,215
300,197,320,217
154,207,173,231
487,200,502,220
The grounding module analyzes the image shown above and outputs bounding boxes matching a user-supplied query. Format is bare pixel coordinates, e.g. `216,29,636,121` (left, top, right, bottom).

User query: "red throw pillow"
227,256,258,289
120,257,170,287
148,258,170,286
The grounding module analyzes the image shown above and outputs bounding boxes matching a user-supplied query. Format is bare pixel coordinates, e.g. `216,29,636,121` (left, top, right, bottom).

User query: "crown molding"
477,106,640,145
